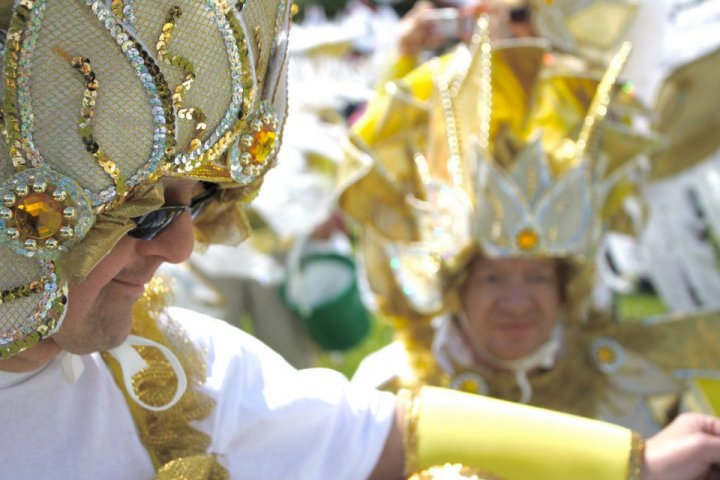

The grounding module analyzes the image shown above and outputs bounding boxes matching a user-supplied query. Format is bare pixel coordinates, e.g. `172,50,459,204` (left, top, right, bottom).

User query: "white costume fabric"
0,308,396,479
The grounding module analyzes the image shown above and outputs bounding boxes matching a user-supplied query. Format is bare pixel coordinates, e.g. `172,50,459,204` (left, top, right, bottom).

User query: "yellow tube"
408,387,642,479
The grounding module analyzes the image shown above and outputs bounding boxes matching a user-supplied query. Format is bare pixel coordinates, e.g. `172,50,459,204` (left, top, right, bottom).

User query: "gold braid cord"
628,433,645,480
102,278,228,480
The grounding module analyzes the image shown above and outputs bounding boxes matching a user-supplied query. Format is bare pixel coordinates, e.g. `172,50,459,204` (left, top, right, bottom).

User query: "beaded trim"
0,259,66,359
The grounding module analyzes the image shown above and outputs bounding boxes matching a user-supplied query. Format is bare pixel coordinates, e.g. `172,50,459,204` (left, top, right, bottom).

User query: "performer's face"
50,178,199,354
460,256,562,361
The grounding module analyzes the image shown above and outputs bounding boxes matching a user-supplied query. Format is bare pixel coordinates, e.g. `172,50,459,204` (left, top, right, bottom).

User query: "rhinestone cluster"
229,101,279,183
0,169,94,259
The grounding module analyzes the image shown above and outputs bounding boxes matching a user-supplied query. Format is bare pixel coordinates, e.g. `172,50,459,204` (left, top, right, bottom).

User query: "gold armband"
401,387,644,480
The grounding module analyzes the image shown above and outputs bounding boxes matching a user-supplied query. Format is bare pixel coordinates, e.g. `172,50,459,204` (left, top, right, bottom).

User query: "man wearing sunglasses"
0,1,719,479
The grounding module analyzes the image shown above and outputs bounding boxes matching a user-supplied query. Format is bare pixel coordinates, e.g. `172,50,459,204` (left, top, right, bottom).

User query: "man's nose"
134,211,195,264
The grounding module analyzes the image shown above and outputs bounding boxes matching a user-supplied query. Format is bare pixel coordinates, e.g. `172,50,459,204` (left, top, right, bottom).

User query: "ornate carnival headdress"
339,20,651,321
0,0,292,358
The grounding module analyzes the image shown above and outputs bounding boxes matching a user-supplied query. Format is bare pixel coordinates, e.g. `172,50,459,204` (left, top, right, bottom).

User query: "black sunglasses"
128,183,220,240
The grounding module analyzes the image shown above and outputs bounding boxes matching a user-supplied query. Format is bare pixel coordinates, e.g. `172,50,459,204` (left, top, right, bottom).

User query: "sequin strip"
0,277,47,304
398,388,421,476
0,261,66,359
627,433,645,480
157,6,207,154
474,16,492,155
3,0,36,170
54,47,128,195
574,41,632,168
433,58,463,189
171,1,251,172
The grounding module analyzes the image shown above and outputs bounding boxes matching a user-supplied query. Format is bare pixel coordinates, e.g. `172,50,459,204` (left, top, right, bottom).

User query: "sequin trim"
0,260,67,359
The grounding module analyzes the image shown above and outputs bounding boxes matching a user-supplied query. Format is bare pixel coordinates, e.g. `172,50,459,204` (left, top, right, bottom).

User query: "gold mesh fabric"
102,278,227,478
30,0,156,195
156,455,229,480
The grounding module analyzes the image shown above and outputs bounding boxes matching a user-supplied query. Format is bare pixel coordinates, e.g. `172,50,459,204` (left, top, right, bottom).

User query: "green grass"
616,292,668,322
316,292,668,378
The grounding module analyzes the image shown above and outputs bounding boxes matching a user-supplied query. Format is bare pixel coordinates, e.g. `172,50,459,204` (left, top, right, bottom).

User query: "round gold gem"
14,192,64,240
59,226,74,238
3,193,16,206
15,184,29,196
24,239,38,251
516,228,539,251
32,181,47,192
459,378,480,393
63,207,76,219
596,346,616,364
6,227,19,239
0,207,12,220
45,238,59,249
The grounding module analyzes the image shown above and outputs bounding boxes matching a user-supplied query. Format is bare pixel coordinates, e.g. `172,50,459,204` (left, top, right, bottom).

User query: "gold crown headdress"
339,20,651,322
0,0,292,358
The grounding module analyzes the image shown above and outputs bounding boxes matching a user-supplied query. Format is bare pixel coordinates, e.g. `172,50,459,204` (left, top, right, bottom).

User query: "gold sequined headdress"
339,22,651,321
0,0,292,358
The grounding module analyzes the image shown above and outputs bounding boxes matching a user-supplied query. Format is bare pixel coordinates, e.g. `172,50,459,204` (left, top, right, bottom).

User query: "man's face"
460,256,562,361
49,178,199,354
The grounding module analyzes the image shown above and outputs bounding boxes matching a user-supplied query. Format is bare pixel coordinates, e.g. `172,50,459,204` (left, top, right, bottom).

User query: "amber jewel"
14,192,64,240
250,128,277,165
516,228,539,251
459,378,480,393
596,346,616,364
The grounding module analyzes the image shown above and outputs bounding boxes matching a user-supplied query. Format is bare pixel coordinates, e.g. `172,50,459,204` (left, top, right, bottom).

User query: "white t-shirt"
0,307,396,479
